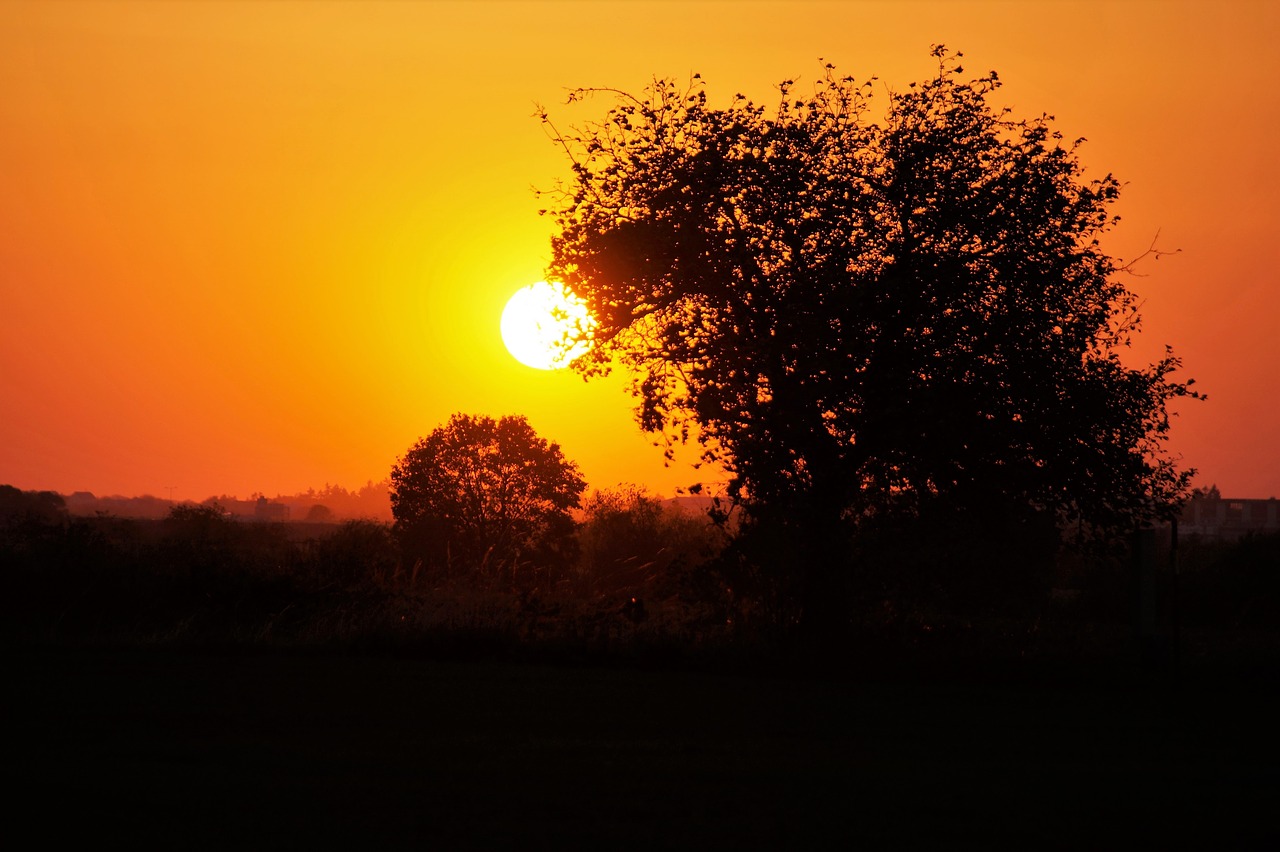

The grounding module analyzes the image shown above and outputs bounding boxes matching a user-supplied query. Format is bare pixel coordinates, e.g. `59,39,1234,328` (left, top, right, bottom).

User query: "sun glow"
500,281,596,370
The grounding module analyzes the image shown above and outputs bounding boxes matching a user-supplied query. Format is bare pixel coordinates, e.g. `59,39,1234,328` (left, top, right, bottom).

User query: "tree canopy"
540,48,1199,550
390,414,586,575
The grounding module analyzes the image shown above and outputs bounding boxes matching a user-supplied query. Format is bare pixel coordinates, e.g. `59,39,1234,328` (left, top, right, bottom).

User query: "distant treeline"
3,482,1278,671
1,483,725,655
50,481,394,522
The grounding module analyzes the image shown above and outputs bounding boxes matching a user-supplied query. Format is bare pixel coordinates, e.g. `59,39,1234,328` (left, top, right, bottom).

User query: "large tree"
390,414,586,577
540,49,1199,615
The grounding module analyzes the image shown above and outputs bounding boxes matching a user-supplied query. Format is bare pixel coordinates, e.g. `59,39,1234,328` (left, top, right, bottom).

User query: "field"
6,500,1278,846
12,647,1278,848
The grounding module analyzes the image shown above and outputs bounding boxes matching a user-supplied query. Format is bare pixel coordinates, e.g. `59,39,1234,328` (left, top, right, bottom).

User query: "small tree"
304,504,335,523
540,48,1201,627
390,414,586,580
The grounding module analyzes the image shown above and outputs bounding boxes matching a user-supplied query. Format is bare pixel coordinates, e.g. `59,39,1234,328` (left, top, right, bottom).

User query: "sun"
500,281,596,370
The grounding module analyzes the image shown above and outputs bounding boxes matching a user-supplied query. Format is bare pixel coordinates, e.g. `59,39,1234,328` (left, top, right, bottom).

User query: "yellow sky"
2,0,1278,500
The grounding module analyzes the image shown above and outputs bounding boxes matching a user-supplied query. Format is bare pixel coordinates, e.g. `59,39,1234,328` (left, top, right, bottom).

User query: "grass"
10,646,1277,848
6,512,1278,845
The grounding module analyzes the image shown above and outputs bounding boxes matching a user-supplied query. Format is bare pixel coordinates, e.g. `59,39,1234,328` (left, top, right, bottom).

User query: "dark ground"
9,648,1278,849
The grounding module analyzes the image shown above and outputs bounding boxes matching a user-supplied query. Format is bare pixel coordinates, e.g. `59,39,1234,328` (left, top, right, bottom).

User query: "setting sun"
0,0,1276,502
4,5,1276,841
500,281,596,370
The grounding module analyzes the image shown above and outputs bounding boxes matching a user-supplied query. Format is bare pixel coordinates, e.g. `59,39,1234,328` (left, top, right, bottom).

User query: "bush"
1180,532,1280,628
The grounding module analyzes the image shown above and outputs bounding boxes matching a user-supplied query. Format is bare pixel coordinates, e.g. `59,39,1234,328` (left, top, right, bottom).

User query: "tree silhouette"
540,48,1201,627
390,414,586,578
0,485,67,525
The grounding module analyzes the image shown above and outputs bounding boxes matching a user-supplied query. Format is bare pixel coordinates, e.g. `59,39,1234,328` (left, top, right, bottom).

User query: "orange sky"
2,0,1277,501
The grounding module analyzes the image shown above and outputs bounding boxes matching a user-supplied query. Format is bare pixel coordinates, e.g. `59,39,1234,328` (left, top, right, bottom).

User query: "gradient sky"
2,0,1277,501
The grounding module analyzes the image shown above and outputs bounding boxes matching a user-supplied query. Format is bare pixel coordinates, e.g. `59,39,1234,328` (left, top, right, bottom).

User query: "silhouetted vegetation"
4,480,1276,678
539,48,1202,635
391,414,587,587
60,481,393,522
1179,531,1280,628
0,483,67,523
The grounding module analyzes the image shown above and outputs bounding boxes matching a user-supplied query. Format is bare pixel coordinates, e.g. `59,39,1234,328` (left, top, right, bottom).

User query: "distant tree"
540,48,1201,627
353,480,394,521
0,485,67,525
390,414,586,578
305,504,335,523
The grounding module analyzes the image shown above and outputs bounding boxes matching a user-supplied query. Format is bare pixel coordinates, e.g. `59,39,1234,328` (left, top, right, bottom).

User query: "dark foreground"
10,648,1278,849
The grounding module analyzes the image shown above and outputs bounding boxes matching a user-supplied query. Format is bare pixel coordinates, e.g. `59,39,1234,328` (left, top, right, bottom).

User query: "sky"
1,0,1277,501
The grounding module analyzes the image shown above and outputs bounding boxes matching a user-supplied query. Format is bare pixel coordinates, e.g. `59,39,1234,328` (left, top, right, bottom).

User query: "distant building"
1179,494,1279,541
254,496,290,522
